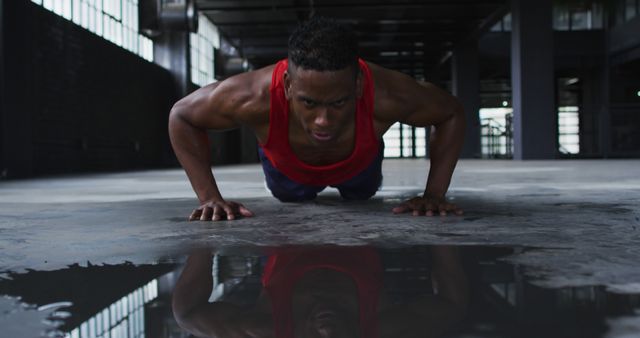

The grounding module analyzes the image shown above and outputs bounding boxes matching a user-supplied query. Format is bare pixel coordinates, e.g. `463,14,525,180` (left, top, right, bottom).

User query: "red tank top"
259,59,379,186
262,247,383,338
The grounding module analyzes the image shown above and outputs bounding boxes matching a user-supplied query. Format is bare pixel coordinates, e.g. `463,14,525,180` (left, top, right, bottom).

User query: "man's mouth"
312,131,333,142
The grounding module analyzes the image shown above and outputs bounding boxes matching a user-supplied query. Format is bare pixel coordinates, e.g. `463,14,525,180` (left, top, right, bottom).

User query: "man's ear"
283,70,292,100
356,69,364,99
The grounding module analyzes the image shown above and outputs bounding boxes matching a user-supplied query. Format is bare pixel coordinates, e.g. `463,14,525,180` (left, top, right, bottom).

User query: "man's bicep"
399,80,461,127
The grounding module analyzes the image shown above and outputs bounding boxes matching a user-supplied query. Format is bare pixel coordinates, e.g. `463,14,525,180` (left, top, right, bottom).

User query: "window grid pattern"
479,106,581,157
383,123,427,158
558,106,580,154
190,13,220,87
490,3,605,32
64,279,158,338
480,108,513,158
31,0,153,62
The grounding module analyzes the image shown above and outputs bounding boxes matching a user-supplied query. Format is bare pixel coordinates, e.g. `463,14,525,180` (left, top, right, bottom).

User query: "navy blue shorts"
258,143,384,202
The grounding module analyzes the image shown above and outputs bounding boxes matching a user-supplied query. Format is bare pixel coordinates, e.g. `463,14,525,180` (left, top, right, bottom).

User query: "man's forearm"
172,250,214,321
169,111,223,203
430,246,469,309
172,251,246,338
424,104,465,198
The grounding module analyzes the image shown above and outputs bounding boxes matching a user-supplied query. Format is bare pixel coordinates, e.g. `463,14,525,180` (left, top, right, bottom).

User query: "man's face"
292,294,359,338
284,65,362,146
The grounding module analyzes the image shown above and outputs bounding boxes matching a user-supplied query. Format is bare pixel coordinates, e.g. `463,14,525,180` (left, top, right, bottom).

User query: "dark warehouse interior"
0,1,639,337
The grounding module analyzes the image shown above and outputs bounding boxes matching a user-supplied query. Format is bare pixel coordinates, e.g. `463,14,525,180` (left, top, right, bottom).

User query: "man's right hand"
189,199,254,221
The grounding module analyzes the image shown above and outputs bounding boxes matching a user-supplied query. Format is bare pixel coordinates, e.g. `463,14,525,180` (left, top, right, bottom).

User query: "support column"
510,0,556,159
154,31,191,98
0,0,5,177
598,39,611,158
452,39,481,158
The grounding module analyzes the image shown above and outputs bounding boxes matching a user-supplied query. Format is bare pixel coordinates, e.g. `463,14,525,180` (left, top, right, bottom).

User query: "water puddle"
1,245,638,338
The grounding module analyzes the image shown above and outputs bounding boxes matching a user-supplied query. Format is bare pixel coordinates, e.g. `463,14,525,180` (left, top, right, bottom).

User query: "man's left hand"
392,195,463,216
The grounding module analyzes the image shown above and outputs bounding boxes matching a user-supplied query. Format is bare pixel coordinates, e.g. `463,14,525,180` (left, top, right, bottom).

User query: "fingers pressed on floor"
189,209,202,221
392,205,408,214
212,206,223,221
239,207,254,217
201,207,213,221
221,206,234,220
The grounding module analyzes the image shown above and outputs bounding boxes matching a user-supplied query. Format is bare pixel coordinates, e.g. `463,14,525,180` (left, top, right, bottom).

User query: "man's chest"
289,135,356,166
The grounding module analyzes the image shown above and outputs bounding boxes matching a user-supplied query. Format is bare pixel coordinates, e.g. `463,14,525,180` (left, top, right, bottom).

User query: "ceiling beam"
197,1,504,12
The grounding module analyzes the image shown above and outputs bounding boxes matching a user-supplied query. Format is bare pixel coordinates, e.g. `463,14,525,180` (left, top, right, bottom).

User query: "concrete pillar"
510,0,556,159
154,31,191,97
452,39,481,158
580,63,610,157
0,0,5,177
598,46,611,158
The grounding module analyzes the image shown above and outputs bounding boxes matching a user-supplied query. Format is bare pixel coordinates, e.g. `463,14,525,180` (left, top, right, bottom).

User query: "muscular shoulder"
368,61,459,128
171,64,274,131
368,62,419,123
213,65,274,126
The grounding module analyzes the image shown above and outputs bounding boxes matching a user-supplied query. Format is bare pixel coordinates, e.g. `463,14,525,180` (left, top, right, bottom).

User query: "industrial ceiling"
197,0,508,78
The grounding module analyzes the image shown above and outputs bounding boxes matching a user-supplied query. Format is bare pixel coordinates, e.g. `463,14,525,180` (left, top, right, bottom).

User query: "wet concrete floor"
0,159,639,337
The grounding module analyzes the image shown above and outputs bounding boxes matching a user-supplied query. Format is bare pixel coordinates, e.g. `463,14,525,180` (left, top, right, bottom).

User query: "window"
64,279,157,338
553,2,604,30
32,0,153,62
558,106,580,154
490,2,605,33
383,123,428,158
190,13,220,87
480,108,513,158
479,106,580,157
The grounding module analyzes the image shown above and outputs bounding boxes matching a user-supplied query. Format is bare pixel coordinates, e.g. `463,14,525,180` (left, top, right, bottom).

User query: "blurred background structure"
1,0,639,178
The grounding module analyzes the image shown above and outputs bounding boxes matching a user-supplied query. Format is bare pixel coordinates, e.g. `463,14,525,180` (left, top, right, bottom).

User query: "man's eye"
303,100,316,107
332,99,346,107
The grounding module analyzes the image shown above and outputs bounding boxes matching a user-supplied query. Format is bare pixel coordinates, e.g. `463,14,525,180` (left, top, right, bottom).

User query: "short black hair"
288,16,359,73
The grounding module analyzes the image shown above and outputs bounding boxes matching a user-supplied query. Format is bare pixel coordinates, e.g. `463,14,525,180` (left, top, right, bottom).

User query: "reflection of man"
172,246,468,338
169,16,465,222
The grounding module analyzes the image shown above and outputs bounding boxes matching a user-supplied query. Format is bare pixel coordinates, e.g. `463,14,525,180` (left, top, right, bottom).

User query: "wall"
1,0,178,178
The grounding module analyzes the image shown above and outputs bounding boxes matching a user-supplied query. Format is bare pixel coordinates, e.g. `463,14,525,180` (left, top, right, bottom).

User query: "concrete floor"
0,159,639,294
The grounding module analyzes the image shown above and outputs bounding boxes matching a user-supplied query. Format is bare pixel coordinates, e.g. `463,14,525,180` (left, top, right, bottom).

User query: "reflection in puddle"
0,263,175,338
0,246,639,337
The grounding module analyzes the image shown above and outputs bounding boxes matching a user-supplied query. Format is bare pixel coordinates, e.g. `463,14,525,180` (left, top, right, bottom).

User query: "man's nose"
314,108,330,127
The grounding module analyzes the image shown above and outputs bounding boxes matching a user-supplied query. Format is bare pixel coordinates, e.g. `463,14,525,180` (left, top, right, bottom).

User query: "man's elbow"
434,98,465,130
171,297,193,328
450,98,465,122
449,99,466,136
168,100,193,134
169,99,188,122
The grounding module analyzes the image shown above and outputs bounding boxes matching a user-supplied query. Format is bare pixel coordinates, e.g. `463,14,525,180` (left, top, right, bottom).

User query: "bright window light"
382,123,427,158
43,0,54,11
558,106,580,154
62,277,160,338
32,0,153,62
480,108,512,157
190,13,220,86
